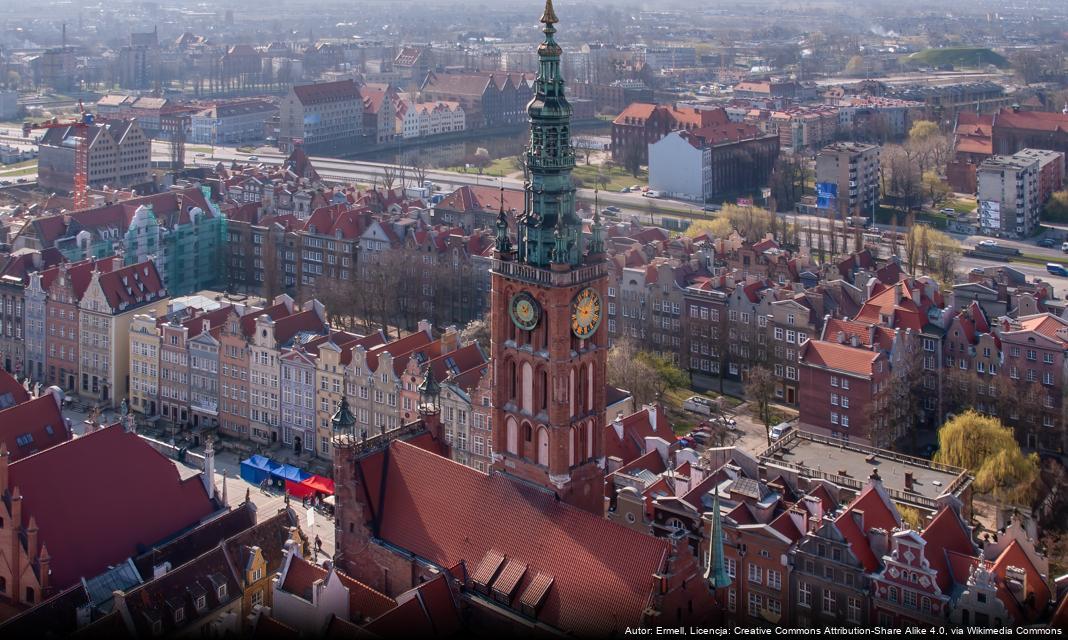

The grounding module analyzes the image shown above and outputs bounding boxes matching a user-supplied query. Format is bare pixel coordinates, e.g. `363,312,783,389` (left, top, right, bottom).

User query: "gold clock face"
510,291,541,331
571,287,602,339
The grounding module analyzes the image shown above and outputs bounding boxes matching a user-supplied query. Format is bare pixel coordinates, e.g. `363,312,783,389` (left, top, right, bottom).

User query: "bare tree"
381,165,398,192
745,366,777,447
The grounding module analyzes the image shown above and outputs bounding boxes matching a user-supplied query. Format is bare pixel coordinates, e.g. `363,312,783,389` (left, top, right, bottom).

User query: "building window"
748,563,762,584
748,593,762,617
823,589,836,613
798,581,811,607
767,569,781,591
848,597,861,624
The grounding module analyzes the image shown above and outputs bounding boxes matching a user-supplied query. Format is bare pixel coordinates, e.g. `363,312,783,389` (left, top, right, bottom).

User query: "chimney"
612,412,624,440
851,508,865,533
417,318,432,336
647,404,659,431
38,544,50,591
904,471,914,492
27,515,39,561
869,527,890,560
850,335,859,348
837,331,846,344
893,283,902,305
10,486,22,529
441,324,459,353
202,438,216,500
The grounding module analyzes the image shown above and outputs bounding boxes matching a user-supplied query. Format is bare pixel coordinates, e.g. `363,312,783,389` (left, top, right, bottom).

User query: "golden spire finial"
540,0,559,25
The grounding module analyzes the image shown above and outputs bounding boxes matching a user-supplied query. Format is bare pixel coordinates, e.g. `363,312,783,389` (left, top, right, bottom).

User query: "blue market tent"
269,463,310,485
240,455,281,484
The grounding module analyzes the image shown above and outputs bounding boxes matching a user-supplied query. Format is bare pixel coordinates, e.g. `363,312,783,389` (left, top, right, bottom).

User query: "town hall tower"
489,0,609,514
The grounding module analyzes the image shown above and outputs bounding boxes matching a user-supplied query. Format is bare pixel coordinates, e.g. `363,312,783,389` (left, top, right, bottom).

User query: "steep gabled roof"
353,440,671,635
920,506,976,592
799,339,881,377
833,480,902,571
0,393,69,462
10,425,217,589
93,260,166,313
0,369,30,409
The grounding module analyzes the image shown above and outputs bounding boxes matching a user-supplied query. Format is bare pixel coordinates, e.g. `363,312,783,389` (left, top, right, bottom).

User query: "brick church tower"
489,0,609,515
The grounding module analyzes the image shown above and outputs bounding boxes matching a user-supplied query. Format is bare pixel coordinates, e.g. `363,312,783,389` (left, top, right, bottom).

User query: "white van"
769,421,795,441
682,395,716,416
643,190,662,198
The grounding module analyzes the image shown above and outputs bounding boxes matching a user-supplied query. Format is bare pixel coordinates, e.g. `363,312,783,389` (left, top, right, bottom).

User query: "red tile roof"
920,506,976,592
605,406,669,465
0,369,30,409
363,574,461,637
240,302,293,337
11,425,217,588
994,107,1068,133
854,280,933,331
353,439,673,634
93,260,166,313
988,539,1052,624
0,393,69,462
279,554,396,620
833,481,901,571
799,339,881,377
292,80,362,105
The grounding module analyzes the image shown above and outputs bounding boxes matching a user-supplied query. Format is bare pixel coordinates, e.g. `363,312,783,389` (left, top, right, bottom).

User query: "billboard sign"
978,200,1001,228
736,197,753,207
816,182,838,211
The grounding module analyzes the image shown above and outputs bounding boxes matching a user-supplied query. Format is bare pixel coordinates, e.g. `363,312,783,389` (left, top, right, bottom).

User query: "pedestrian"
315,535,322,553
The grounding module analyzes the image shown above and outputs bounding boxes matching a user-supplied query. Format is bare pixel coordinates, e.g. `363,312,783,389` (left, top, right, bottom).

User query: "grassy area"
186,145,213,153
0,159,37,170
905,47,1009,69
947,198,978,214
874,206,949,229
444,156,516,178
571,163,647,191
0,164,38,177
662,387,744,436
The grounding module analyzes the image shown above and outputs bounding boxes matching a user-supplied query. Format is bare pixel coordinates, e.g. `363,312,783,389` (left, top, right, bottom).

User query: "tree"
621,144,643,178
844,55,866,76
684,217,733,239
745,366,777,446
460,318,491,353
1044,190,1068,222
908,120,941,143
889,213,901,257
381,165,397,191
606,338,687,406
723,203,773,240
595,169,610,191
903,213,919,274
922,170,951,208
409,159,428,188
934,411,1040,504
897,504,925,530
472,147,491,175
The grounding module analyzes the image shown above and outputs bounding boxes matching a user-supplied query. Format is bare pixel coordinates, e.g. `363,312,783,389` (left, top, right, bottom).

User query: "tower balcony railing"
493,259,607,286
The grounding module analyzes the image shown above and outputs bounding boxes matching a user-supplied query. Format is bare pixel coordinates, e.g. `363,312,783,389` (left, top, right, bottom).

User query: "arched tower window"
537,428,549,466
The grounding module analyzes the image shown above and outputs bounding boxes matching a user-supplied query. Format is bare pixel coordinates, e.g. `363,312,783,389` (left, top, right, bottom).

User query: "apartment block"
816,142,880,220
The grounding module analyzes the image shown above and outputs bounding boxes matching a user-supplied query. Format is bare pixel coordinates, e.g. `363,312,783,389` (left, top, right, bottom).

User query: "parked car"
682,395,716,416
940,207,957,217
978,239,999,247
769,421,795,441
1038,237,1057,248
643,190,662,198
630,185,643,192
703,204,722,212
194,152,206,157
719,416,738,431
247,155,260,162
0,180,10,185
604,206,621,213
619,187,630,193
15,178,26,183
1046,263,1068,277
1061,241,1068,253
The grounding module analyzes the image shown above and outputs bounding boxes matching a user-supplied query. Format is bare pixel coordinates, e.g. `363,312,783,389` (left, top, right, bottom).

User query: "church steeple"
518,0,580,268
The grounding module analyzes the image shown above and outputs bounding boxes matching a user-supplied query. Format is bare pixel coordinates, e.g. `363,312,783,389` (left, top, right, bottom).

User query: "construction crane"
23,102,95,211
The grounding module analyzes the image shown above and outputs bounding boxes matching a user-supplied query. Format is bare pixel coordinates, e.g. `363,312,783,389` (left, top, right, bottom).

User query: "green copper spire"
494,186,513,254
588,189,605,256
518,0,581,268
331,396,356,433
704,490,732,589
